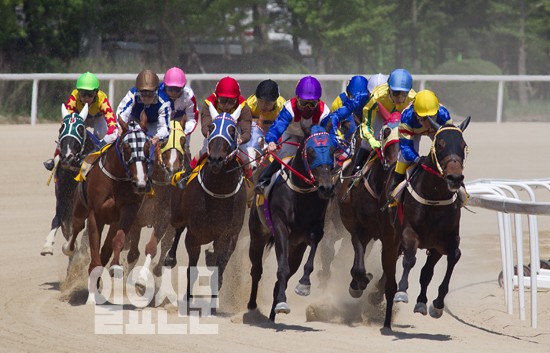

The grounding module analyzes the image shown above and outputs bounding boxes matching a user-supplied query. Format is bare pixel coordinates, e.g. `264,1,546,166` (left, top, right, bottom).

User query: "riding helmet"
215,76,240,98
136,69,160,91
414,90,439,117
76,72,99,90
295,76,322,100
163,67,187,87
388,68,413,92
255,79,280,101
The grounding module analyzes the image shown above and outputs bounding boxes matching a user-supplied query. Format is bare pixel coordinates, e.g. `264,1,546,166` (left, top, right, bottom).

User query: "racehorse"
62,118,151,304
391,116,470,326
247,125,336,322
41,104,99,255
337,104,402,328
125,120,187,286
164,105,247,312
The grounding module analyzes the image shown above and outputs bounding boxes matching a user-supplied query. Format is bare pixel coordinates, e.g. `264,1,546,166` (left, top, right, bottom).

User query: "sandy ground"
0,121,549,353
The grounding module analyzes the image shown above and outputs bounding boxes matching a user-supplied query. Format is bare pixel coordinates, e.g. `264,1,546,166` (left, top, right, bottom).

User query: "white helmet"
367,73,389,93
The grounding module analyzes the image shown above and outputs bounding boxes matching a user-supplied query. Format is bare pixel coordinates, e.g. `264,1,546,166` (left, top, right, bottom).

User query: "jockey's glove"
367,137,381,150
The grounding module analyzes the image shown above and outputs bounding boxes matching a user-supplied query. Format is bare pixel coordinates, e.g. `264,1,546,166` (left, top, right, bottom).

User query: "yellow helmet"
414,90,439,117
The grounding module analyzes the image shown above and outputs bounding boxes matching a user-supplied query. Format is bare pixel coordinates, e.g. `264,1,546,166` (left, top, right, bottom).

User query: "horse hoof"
164,255,177,268
41,246,54,256
294,283,311,296
414,302,428,315
86,293,97,305
109,265,124,278
62,243,74,257
429,303,444,318
274,302,290,314
349,287,364,298
393,291,409,303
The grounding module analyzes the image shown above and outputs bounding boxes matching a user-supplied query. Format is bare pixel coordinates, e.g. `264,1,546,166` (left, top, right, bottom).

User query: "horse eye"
436,138,446,151
77,125,85,138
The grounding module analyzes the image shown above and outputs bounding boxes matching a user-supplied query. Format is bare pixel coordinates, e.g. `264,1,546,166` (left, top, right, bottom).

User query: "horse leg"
247,232,269,310
126,222,142,271
42,214,60,256
295,229,324,296
380,235,401,329
206,233,239,314
414,249,442,316
62,214,85,257
85,210,102,305
269,226,291,321
184,234,201,315
349,228,373,298
430,246,461,319
164,226,185,268
316,233,335,289
100,225,115,268
153,227,175,277
394,227,419,303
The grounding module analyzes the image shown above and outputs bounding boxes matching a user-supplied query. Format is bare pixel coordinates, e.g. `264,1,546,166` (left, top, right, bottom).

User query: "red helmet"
215,76,240,98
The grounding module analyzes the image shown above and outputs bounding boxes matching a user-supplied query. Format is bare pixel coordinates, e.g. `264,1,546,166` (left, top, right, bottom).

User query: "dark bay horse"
247,125,336,322
126,120,187,286
42,104,99,255
391,116,470,324
62,119,151,304
165,105,247,312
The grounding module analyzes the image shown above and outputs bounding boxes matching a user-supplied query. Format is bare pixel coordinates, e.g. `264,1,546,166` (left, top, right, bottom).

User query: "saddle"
74,144,111,182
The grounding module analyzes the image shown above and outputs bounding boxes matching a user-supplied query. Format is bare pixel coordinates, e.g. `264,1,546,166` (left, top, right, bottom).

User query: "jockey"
355,68,416,172
160,67,199,154
43,71,117,171
116,69,171,145
328,75,370,162
246,79,286,131
254,75,364,194
197,76,253,175
388,89,452,194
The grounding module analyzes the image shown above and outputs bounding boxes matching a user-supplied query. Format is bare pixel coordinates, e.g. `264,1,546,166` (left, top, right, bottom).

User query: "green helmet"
76,72,99,90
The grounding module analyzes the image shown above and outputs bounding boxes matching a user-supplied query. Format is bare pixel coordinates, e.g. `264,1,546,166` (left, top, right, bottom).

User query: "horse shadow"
380,325,452,341
241,310,321,332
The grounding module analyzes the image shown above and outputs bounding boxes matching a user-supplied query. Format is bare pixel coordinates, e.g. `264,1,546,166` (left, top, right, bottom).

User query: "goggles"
218,97,238,105
297,98,319,108
165,86,184,93
138,90,157,98
78,89,96,98
390,90,408,97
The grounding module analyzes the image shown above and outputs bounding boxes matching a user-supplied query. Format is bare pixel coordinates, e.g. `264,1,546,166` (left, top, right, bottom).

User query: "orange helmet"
215,76,240,98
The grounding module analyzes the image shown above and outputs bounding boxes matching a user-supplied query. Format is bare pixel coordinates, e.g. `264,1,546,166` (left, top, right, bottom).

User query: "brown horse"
247,125,336,321
125,120,187,288
165,105,247,312
391,116,470,325
62,118,151,304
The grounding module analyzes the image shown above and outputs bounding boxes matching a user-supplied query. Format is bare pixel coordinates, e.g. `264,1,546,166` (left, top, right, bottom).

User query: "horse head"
427,116,471,192
302,125,336,199
155,120,186,179
117,117,151,194
377,102,401,167
206,104,242,174
58,103,89,167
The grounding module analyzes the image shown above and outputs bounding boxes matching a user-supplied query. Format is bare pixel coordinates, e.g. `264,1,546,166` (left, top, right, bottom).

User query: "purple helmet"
295,76,322,100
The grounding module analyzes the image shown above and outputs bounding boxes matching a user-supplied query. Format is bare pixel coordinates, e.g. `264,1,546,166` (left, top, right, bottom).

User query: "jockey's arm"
237,104,253,144
264,106,293,144
154,100,171,140
199,103,213,138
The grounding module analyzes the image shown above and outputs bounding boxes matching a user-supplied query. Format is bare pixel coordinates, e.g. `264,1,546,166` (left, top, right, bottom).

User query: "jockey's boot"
388,172,405,197
352,147,370,174
254,160,281,195
43,158,55,171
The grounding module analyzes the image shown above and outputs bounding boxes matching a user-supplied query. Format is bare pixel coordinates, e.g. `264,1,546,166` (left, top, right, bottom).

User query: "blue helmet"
346,75,369,97
388,68,413,91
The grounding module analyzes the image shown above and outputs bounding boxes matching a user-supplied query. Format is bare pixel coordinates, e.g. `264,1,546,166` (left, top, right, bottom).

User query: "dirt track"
0,122,549,353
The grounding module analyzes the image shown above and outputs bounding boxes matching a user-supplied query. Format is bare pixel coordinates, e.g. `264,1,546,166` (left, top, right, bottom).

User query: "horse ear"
231,103,243,121
118,115,128,133
139,110,148,131
208,102,219,119
427,116,441,131
61,104,69,118
80,103,89,121
458,116,471,132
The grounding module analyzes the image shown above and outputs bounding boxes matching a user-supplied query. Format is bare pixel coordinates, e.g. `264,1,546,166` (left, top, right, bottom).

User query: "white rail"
466,178,550,329
1,73,550,125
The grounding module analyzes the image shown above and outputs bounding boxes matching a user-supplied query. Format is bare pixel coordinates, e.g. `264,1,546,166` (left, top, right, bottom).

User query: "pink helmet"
163,67,187,87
